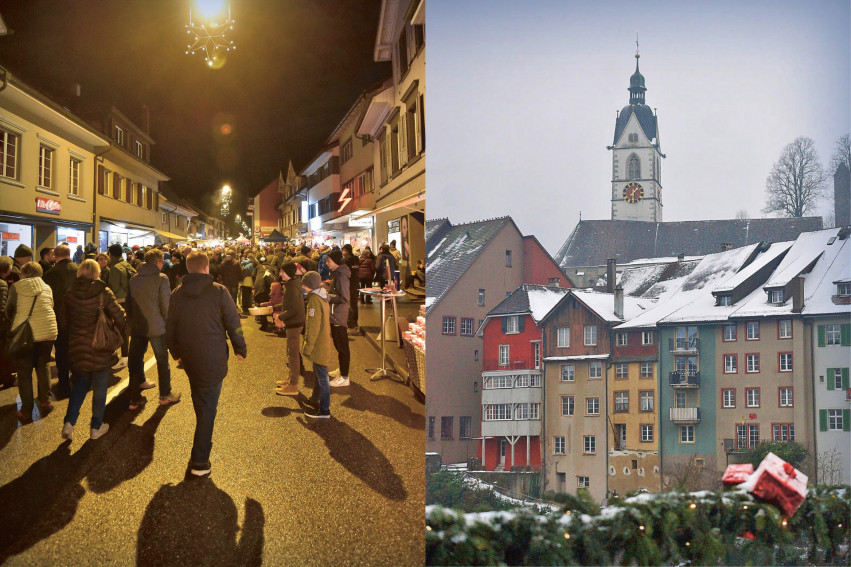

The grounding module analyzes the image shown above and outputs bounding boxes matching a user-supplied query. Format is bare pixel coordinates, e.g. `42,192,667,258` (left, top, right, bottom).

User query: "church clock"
623,182,644,204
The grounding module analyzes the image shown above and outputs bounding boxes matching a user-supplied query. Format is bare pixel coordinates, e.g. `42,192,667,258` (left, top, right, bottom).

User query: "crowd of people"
0,237,423,477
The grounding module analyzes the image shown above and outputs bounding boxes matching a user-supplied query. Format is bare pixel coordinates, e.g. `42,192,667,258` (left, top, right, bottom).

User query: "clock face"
623,182,644,204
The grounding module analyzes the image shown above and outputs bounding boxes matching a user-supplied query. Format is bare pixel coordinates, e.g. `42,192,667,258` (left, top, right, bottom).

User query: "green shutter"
519,317,525,332
844,409,851,432
841,324,851,346
818,325,826,347
501,318,507,333
843,368,850,390
827,368,835,390
819,409,828,431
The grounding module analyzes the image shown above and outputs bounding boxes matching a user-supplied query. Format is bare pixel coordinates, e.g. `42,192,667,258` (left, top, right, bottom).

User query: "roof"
555,218,823,269
614,103,657,145
425,217,512,315
484,284,571,322
571,289,656,323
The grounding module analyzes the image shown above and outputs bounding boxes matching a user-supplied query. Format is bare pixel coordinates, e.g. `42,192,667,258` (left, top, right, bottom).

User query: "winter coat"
293,254,318,273
128,262,170,337
166,273,246,384
376,253,397,284
106,257,136,301
317,253,331,281
6,277,57,343
252,264,273,303
301,288,332,368
261,282,283,309
0,279,7,334
343,252,360,290
63,279,126,373
168,260,187,290
219,258,243,288
358,254,376,281
278,276,305,329
240,259,255,287
43,259,79,327
328,264,350,327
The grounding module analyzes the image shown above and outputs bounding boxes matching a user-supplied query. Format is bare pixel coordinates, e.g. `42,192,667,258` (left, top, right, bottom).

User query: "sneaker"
159,392,182,405
139,381,156,390
275,384,299,396
128,397,146,411
61,422,74,440
329,376,350,387
112,357,128,371
329,368,341,378
90,423,110,440
303,409,330,419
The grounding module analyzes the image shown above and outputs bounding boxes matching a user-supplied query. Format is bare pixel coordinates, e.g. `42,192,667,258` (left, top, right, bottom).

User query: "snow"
571,289,656,323
712,241,794,293
544,354,610,361
527,287,571,322
425,296,435,308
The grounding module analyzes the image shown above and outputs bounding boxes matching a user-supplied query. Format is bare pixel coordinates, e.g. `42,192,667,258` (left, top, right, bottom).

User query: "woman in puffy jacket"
60,259,126,441
357,247,376,304
5,262,57,421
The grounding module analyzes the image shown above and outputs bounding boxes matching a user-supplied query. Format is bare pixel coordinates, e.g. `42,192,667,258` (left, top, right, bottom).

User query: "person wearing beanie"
325,250,351,387
298,271,332,418
274,262,306,396
13,244,33,267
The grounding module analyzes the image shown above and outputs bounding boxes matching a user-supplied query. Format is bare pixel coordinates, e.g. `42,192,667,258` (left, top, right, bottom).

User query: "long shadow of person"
85,404,173,494
0,403,20,451
137,478,265,567
0,440,94,562
339,381,425,430
295,416,408,501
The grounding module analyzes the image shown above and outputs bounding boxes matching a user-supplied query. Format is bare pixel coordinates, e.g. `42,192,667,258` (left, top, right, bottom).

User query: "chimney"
614,286,624,319
677,252,685,262
606,258,616,293
792,275,805,313
721,242,732,252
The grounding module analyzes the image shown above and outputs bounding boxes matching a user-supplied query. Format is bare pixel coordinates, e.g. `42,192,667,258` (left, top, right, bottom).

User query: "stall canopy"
154,228,186,240
264,229,288,243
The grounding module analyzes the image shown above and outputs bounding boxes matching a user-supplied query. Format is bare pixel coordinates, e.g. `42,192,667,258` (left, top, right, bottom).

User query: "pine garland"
426,485,850,566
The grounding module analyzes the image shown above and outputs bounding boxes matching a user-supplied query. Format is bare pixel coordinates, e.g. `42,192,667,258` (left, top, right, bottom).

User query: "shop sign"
66,236,78,243
36,197,61,215
349,209,373,227
1,232,20,241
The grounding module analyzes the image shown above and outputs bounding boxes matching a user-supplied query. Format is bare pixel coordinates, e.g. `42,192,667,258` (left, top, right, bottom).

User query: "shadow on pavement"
86,404,173,494
0,440,93,562
296,416,408,501
136,478,264,567
0,403,20,451
339,381,425,430
260,406,293,418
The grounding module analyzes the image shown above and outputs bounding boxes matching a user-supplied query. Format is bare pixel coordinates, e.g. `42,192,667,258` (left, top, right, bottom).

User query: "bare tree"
830,133,851,174
763,137,827,218
735,209,749,220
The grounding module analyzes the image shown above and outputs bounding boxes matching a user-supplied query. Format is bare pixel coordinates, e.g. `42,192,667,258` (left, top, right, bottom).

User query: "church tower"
609,48,664,222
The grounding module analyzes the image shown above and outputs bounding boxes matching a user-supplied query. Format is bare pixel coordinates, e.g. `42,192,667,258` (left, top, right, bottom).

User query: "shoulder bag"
5,293,40,358
92,292,123,352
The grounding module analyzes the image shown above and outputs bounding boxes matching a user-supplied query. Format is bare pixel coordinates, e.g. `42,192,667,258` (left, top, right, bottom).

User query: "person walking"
5,262,57,421
299,271,332,419
106,243,136,369
325,250,351,388
61,259,126,440
127,249,181,410
357,247,376,304
274,262,305,396
166,251,246,478
219,250,242,306
42,245,78,398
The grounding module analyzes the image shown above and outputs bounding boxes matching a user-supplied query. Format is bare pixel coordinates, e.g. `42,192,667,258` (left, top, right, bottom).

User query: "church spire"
629,39,646,105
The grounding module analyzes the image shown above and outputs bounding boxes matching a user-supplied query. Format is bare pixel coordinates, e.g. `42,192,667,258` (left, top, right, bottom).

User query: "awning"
99,217,155,232
154,228,186,240
350,191,425,221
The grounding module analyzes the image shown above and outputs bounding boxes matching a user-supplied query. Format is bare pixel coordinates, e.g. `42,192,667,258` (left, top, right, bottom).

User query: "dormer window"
718,295,732,306
503,315,522,334
114,125,124,146
837,282,851,296
769,289,784,304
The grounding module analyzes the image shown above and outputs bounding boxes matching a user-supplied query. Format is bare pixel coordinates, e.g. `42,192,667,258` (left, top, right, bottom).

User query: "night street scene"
425,1,849,565
0,0,425,565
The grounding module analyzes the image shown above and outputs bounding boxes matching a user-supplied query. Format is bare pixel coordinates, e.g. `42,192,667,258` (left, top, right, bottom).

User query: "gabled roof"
555,218,823,269
614,103,657,145
484,283,571,321
425,217,512,314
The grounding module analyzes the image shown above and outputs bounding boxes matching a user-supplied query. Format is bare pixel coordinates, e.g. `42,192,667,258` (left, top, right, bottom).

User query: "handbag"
5,293,39,358
92,292,123,352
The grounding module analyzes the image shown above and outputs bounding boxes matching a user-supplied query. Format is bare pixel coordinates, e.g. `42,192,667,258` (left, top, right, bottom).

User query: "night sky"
0,0,390,222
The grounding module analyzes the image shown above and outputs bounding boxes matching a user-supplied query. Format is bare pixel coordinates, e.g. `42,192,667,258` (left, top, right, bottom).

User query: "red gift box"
746,452,808,516
722,463,754,486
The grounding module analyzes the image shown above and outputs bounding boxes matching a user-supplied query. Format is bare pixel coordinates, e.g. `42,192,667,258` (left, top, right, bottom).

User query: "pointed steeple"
629,47,646,105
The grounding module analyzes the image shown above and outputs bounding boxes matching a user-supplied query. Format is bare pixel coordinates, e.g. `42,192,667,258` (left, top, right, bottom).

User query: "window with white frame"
69,158,81,196
769,289,784,304
615,363,628,379
832,368,844,390
616,333,628,346
114,125,124,145
640,361,653,378
724,354,737,373
484,375,512,389
38,146,54,188
779,387,793,407
135,140,144,158
589,361,602,379
530,373,541,387
485,404,512,421
442,316,455,335
779,352,792,372
498,345,510,366
533,342,541,369
562,396,574,416
515,374,530,388
722,388,735,408
838,283,851,296
561,364,574,382
719,295,732,306
640,390,654,412
478,289,485,306
583,435,596,454
642,330,654,345
554,436,565,455
641,424,653,442
0,129,19,179
460,318,474,336
586,397,599,415
584,325,597,346
680,425,695,443
773,423,795,441
614,391,628,412
529,403,540,419
615,424,626,447
505,315,519,334
515,403,529,420
505,249,512,267
724,323,737,341
828,409,843,431
746,354,759,373
746,388,760,408
779,319,792,339
746,321,760,340
826,324,841,346
557,327,570,347
577,475,590,488
341,138,353,163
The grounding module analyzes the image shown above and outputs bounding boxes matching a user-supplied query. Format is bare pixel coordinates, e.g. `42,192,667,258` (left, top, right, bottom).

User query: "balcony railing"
669,407,701,424
669,337,700,352
669,371,700,388
482,357,539,372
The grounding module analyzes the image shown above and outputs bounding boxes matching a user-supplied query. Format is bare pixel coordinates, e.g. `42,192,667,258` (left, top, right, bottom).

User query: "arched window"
628,155,640,180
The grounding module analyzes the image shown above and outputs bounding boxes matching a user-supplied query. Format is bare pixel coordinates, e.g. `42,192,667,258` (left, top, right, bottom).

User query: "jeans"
285,327,302,385
313,364,330,414
128,334,171,401
15,340,53,413
54,327,71,393
330,324,350,376
188,380,223,470
64,368,109,429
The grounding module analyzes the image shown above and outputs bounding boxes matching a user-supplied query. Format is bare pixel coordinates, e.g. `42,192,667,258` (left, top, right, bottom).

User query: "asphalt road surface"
0,316,425,566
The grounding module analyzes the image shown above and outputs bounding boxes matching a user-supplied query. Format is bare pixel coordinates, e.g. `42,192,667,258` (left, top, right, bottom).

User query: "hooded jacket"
6,277,57,343
128,261,171,337
106,256,136,301
327,264,350,326
166,273,246,383
63,279,126,372
301,288,332,367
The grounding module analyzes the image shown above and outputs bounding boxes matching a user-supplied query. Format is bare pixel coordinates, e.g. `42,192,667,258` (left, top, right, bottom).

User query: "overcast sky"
426,0,850,254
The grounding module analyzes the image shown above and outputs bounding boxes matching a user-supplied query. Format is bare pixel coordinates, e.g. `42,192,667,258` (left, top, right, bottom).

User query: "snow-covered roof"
528,286,571,322
477,283,570,335
544,354,610,361
712,241,793,294
571,289,656,323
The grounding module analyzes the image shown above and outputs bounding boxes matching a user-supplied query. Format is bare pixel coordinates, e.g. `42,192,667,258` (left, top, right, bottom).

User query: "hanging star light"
185,2,236,67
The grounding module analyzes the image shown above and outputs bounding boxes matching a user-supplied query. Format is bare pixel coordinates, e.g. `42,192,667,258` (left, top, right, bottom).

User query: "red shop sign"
65,236,78,243
1,232,20,240
36,197,61,215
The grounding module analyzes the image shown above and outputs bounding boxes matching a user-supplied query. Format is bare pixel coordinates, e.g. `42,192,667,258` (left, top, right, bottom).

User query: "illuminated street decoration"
185,1,236,67
221,185,232,217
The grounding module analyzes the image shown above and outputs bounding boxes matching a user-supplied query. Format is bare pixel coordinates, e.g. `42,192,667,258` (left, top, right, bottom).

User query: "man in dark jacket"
219,251,242,306
107,243,136,368
325,250,351,387
292,245,318,273
167,251,246,478
274,262,306,396
341,244,360,331
42,245,77,397
127,249,180,410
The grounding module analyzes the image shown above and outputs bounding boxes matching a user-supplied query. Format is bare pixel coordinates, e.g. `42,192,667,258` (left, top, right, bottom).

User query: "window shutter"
827,368,835,390
113,172,121,198
819,409,828,431
501,318,507,333
844,409,851,432
398,114,407,165
842,368,850,390
817,325,825,347
519,317,525,332
841,324,851,346
97,164,105,195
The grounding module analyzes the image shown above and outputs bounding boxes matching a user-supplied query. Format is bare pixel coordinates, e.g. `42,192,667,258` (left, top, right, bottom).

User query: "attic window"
827,236,837,245
769,290,784,304
628,133,638,143
718,295,732,306
838,283,851,296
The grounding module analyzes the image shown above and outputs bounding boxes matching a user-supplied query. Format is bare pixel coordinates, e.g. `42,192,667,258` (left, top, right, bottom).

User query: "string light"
743,505,749,510
639,525,645,531
185,3,236,66
782,519,788,527
689,503,697,509
426,526,432,532
563,532,570,539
